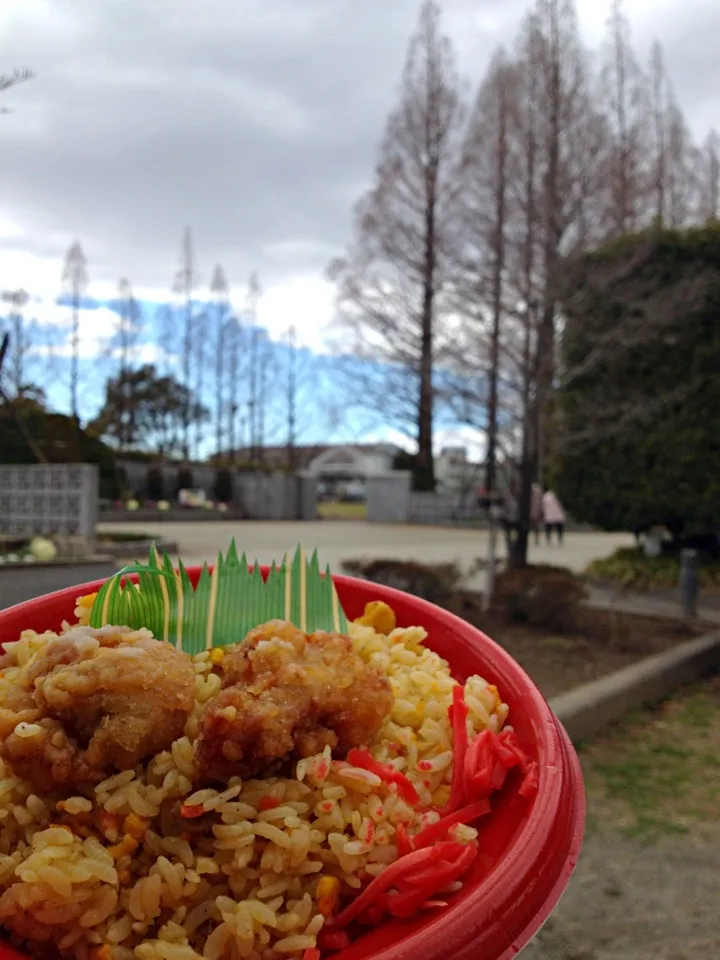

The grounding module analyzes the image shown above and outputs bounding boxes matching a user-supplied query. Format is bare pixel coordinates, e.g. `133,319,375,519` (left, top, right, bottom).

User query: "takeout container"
0,569,585,960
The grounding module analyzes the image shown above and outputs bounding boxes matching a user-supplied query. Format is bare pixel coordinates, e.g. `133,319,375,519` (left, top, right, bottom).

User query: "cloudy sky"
1,0,717,444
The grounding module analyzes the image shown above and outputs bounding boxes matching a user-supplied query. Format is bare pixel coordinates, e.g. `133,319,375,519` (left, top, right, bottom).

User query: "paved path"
97,521,634,583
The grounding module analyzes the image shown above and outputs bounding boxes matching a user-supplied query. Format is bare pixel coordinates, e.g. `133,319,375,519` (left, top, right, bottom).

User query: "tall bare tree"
115,277,142,452
172,226,198,460
61,242,88,424
0,289,30,396
225,312,242,464
451,52,521,494
649,41,668,225
600,0,649,235
210,264,230,458
700,129,720,221
285,325,298,472
489,0,602,567
246,272,262,462
328,0,464,490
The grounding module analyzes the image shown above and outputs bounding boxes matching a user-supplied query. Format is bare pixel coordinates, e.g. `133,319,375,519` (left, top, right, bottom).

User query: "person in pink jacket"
542,489,565,545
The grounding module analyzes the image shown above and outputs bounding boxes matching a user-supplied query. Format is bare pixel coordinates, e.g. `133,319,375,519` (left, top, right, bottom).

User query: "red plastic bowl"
0,570,584,960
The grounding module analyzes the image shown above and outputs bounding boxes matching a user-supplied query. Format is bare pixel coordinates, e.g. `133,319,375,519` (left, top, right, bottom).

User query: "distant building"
217,443,402,476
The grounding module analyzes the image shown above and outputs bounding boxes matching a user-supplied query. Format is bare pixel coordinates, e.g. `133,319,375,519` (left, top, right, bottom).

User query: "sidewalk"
586,585,720,625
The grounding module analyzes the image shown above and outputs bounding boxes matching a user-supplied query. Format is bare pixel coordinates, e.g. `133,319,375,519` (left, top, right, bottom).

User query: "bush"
0,406,122,500
491,564,587,633
175,465,194,497
556,224,720,534
342,558,464,605
213,468,234,504
145,464,165,502
586,546,720,592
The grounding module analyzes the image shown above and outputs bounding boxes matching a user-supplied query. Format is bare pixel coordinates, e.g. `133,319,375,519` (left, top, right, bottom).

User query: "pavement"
96,520,635,584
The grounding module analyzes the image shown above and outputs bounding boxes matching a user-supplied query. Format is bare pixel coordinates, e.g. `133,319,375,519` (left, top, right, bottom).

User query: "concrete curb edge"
98,538,179,559
548,630,720,742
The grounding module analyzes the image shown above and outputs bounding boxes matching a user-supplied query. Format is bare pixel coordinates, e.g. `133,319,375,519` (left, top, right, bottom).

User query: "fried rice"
0,597,514,960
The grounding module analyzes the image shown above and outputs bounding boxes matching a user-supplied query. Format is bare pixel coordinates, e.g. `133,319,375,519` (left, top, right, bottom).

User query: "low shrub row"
342,558,588,633
586,546,720,592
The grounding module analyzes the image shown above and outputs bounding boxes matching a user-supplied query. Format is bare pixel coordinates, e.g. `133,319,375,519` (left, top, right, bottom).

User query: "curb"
98,538,179,560
549,630,720,742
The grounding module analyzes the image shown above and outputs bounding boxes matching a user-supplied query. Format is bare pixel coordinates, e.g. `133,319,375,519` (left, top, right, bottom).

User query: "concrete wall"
117,460,317,520
236,473,317,520
0,464,98,539
366,471,487,526
366,472,411,523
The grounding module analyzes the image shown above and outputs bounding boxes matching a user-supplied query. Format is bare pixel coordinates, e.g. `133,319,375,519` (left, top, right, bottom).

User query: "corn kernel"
77,593,98,609
123,813,149,841
108,834,139,859
316,876,340,917
354,601,396,635
209,648,225,665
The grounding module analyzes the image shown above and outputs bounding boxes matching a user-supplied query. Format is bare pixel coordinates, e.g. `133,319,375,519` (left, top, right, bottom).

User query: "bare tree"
699,129,720,221
245,272,262,462
491,0,602,567
0,67,34,115
666,100,695,227
172,226,199,460
285,325,298,472
649,41,668,225
61,242,88,424
225,312,242,465
600,0,649,235
449,52,521,494
210,264,230,458
114,277,142,451
328,0,464,490
0,289,30,397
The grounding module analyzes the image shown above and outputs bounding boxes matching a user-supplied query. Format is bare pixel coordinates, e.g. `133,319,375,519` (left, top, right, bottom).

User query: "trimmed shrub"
145,464,165,502
175,465,194,497
490,564,587,633
213,468,234,504
342,558,464,605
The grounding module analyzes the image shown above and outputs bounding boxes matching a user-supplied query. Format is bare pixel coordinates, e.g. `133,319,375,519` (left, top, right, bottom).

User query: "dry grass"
580,676,720,841
317,501,367,520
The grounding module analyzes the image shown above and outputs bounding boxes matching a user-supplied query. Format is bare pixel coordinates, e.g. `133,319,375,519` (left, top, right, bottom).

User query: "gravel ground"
524,678,720,959
523,828,720,960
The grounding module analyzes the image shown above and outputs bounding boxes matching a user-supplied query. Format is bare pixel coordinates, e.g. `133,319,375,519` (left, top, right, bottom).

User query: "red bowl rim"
0,569,585,960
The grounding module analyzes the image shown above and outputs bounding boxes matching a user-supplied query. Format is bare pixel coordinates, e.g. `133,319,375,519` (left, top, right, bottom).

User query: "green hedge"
556,224,720,534
0,406,122,500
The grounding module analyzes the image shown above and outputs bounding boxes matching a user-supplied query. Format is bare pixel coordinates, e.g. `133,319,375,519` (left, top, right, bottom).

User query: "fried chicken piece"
195,620,393,783
0,626,195,792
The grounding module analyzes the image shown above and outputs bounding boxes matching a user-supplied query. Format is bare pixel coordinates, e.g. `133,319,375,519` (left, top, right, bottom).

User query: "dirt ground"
523,677,720,959
464,605,707,699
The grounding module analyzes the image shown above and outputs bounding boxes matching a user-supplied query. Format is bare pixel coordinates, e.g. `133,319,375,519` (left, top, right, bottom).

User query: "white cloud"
252,274,335,352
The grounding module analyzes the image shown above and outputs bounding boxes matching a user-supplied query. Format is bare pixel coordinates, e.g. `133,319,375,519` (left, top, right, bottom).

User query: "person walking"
542,488,565,545
531,483,543,546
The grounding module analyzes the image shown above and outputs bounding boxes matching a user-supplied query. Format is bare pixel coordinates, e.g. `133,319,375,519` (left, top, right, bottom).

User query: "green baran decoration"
88,542,349,655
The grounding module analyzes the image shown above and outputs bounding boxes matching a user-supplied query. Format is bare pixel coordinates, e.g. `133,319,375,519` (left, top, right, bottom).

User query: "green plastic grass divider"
89,541,349,652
